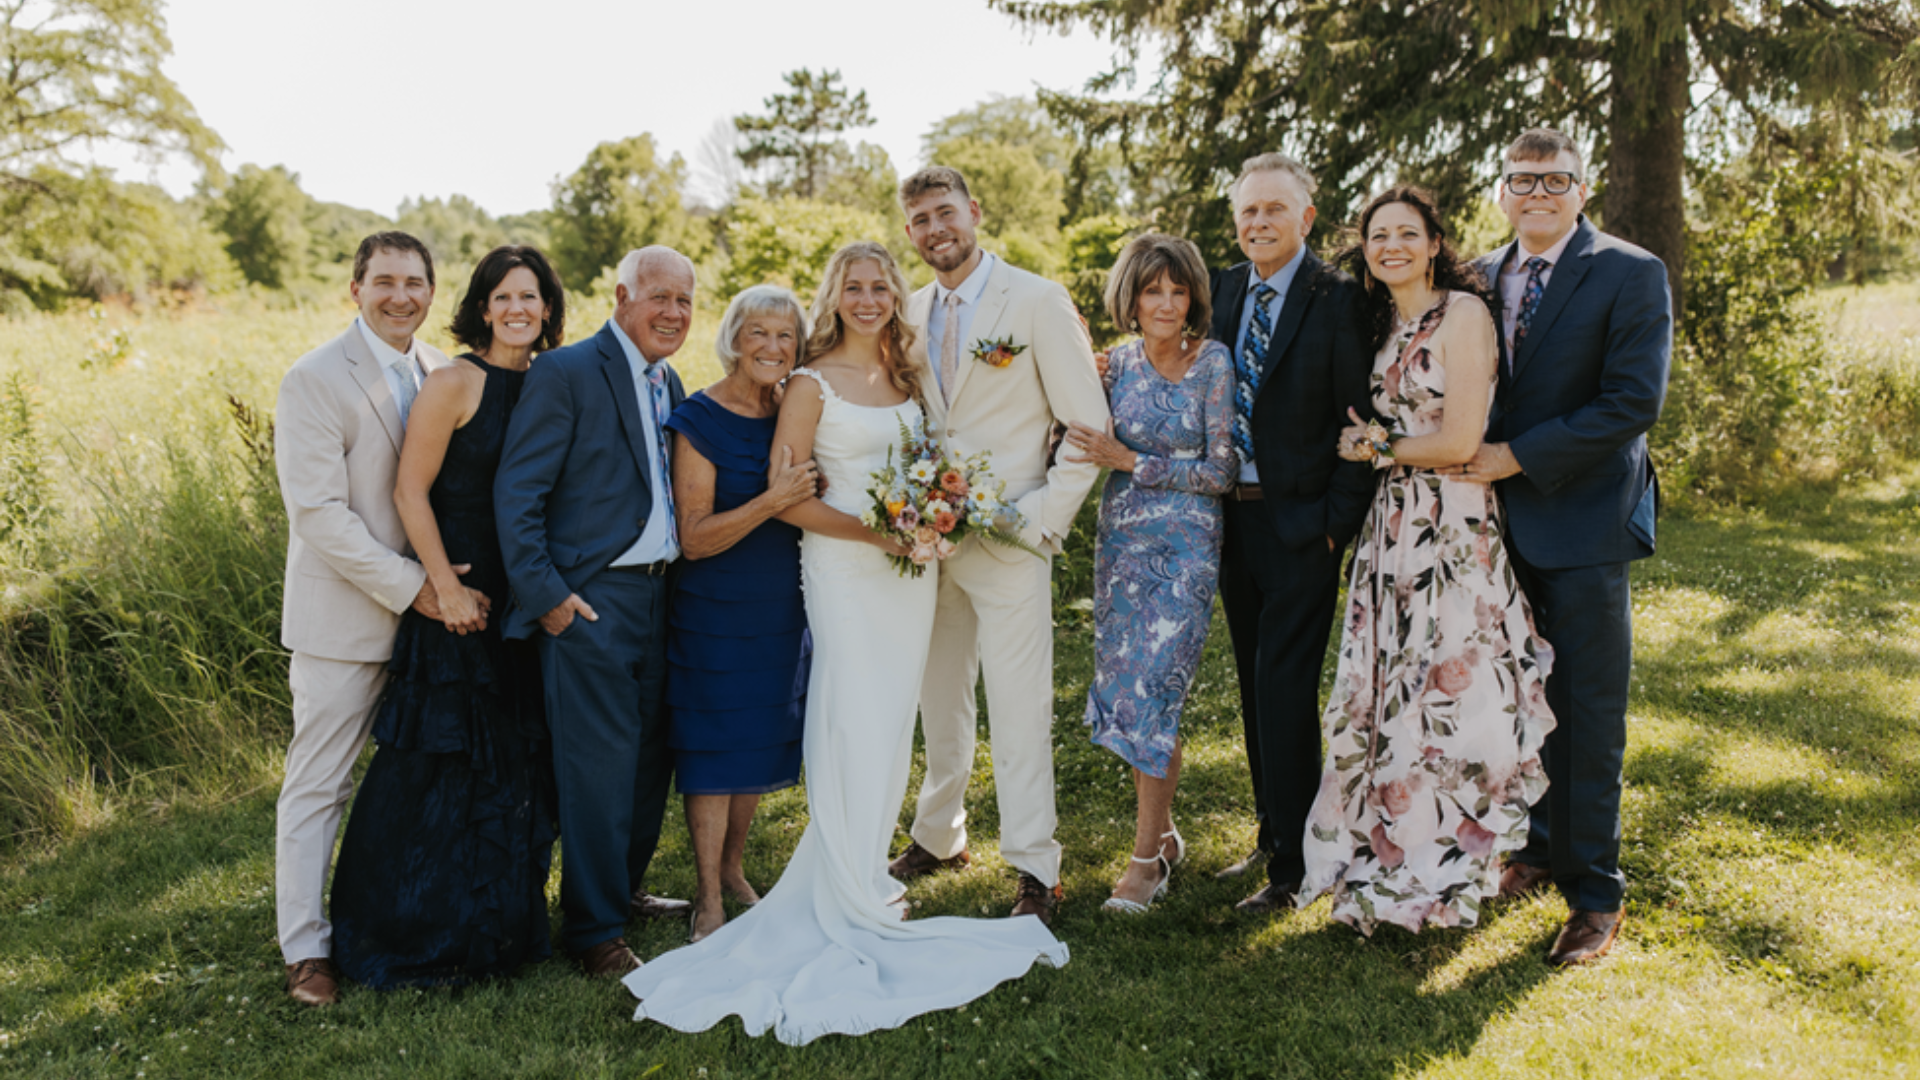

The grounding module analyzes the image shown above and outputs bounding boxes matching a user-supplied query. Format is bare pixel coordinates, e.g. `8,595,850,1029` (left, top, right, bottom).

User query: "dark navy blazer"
494,321,686,640
1478,216,1671,570
1209,250,1375,550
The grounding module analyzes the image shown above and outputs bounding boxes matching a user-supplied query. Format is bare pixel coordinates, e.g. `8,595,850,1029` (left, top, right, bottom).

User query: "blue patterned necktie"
1233,282,1276,461
389,356,418,430
644,361,677,543
1510,256,1551,367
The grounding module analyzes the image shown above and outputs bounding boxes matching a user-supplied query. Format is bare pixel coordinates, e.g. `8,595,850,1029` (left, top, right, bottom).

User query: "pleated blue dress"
663,391,809,794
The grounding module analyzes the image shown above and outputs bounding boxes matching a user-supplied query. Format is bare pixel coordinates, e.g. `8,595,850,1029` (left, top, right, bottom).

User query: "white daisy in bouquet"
862,414,1042,577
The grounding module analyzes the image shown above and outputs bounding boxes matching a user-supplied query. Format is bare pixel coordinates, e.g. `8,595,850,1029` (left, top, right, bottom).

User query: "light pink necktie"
940,291,962,407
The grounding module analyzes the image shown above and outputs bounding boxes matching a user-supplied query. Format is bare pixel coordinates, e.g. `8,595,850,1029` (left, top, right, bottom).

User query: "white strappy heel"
1101,854,1170,914
1160,825,1186,869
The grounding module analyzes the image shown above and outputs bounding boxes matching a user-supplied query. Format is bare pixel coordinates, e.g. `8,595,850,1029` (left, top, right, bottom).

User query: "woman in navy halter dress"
329,247,567,989
664,285,822,942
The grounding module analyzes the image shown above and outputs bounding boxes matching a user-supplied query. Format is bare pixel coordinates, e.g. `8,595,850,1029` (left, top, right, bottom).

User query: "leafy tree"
397,195,508,267
206,164,314,290
734,69,877,202
719,195,922,301
0,166,235,308
995,0,1920,315
0,0,223,189
548,134,708,290
924,95,1130,222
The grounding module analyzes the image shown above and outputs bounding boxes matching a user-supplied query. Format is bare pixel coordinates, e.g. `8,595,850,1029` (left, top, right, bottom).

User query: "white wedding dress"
624,367,1068,1045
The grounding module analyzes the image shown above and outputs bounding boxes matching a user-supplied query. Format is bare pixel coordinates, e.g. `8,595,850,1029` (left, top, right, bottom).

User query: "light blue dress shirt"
927,252,998,394
607,319,681,565
1230,245,1307,483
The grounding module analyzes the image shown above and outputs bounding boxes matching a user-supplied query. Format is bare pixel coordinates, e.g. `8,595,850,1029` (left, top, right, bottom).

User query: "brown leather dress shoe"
1214,847,1268,880
1496,860,1555,902
285,957,339,1006
888,840,971,880
630,889,693,920
576,938,643,977
1010,872,1063,926
1234,880,1301,916
1548,909,1622,966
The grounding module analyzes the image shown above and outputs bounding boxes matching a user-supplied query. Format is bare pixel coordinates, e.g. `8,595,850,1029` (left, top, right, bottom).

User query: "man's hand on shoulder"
539,593,598,637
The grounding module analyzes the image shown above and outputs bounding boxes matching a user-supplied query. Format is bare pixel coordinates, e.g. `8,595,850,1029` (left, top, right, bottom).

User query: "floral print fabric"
1084,338,1239,778
1298,292,1557,934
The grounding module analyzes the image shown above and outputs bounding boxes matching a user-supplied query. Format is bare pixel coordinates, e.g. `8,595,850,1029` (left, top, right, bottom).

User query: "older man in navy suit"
1449,129,1672,966
496,246,696,977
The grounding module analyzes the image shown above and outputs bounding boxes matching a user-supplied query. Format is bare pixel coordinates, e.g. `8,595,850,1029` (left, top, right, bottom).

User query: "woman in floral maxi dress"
1297,186,1557,935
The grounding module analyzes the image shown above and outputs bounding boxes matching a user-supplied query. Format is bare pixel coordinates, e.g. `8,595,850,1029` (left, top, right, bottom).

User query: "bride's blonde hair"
805,242,923,405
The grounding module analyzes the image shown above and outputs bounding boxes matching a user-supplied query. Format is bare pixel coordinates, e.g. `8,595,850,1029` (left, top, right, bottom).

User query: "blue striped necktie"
644,362,677,543
1232,282,1276,461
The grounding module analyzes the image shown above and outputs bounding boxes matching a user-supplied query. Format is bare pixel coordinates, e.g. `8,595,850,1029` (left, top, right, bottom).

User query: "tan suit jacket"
274,325,449,662
907,258,1110,554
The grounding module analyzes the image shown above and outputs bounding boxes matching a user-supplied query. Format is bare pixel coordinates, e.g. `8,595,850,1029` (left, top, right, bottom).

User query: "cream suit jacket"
275,325,449,662
907,258,1110,555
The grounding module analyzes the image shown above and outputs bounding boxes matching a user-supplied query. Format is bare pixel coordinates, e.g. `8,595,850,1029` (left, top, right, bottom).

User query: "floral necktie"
1511,256,1551,366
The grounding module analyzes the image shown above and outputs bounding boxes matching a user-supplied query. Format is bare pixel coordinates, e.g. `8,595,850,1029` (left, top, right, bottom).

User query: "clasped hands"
1336,407,1521,483
412,564,491,635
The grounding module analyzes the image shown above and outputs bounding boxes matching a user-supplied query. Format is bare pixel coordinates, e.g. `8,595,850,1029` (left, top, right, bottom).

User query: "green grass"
1,470,1917,1077
3,302,1919,1077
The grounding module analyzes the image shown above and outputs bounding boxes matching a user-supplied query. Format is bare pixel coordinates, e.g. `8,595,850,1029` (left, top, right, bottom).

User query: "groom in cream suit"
887,166,1110,924
272,232,473,1005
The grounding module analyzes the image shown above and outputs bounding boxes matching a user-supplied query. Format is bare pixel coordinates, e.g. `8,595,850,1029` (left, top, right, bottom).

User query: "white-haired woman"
664,284,821,943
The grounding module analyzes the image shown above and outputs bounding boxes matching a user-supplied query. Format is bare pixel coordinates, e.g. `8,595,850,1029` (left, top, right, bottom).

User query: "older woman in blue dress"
1064,234,1239,913
665,285,821,943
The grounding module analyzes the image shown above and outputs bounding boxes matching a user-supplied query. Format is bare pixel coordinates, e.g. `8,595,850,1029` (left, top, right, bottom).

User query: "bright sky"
108,0,1130,219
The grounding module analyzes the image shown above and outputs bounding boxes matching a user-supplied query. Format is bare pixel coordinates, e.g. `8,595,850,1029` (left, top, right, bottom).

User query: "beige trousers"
275,651,386,963
911,540,1061,886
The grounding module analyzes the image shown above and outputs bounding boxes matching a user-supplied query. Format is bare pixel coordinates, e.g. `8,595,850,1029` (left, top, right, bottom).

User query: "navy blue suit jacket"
494,322,686,640
1478,216,1671,570
1210,251,1375,550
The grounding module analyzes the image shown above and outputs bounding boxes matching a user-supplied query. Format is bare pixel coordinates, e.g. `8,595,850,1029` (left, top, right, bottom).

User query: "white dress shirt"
1231,247,1307,483
927,252,998,394
1498,226,1577,354
607,319,681,566
355,317,422,426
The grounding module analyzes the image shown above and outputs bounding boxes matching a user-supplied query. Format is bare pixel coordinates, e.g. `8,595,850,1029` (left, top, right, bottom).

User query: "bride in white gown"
624,242,1067,1045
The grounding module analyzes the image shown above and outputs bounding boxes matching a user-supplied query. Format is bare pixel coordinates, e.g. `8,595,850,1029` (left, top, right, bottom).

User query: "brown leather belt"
1227,483,1264,502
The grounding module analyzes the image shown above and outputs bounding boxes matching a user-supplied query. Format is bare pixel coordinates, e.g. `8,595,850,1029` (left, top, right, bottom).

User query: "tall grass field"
1,283,1918,1078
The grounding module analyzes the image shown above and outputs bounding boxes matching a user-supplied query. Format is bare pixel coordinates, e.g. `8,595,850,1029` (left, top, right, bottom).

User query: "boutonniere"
969,336,1027,368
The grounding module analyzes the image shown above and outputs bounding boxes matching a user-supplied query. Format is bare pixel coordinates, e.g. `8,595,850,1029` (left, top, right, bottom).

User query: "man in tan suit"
887,166,1110,924
273,232,475,1005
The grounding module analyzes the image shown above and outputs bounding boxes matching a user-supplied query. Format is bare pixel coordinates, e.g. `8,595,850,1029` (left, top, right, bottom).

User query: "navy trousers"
538,569,674,954
1507,553,1633,913
1219,499,1343,890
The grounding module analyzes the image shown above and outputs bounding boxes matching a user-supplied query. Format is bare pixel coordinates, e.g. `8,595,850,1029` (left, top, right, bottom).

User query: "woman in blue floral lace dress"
1065,234,1238,914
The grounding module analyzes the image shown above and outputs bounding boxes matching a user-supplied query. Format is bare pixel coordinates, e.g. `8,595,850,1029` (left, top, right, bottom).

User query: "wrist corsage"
1362,420,1401,468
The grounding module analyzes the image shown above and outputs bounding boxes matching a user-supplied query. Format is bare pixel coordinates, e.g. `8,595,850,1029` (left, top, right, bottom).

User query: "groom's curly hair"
804,241,925,406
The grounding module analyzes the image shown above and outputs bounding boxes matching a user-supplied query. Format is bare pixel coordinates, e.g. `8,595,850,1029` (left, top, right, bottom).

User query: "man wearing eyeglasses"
1447,127,1672,967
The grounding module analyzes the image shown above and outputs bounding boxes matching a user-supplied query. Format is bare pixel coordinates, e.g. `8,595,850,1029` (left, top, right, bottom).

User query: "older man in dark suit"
1207,154,1375,914
1451,128,1672,966
495,246,696,977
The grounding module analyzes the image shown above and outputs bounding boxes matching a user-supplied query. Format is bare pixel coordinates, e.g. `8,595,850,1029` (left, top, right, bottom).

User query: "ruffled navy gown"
663,391,808,794
331,354,557,989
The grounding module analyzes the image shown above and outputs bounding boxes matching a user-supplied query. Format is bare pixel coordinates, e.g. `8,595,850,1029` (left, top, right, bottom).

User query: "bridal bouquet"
861,414,1042,577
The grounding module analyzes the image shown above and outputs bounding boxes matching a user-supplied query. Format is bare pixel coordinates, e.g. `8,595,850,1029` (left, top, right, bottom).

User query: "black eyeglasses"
1504,172,1580,196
